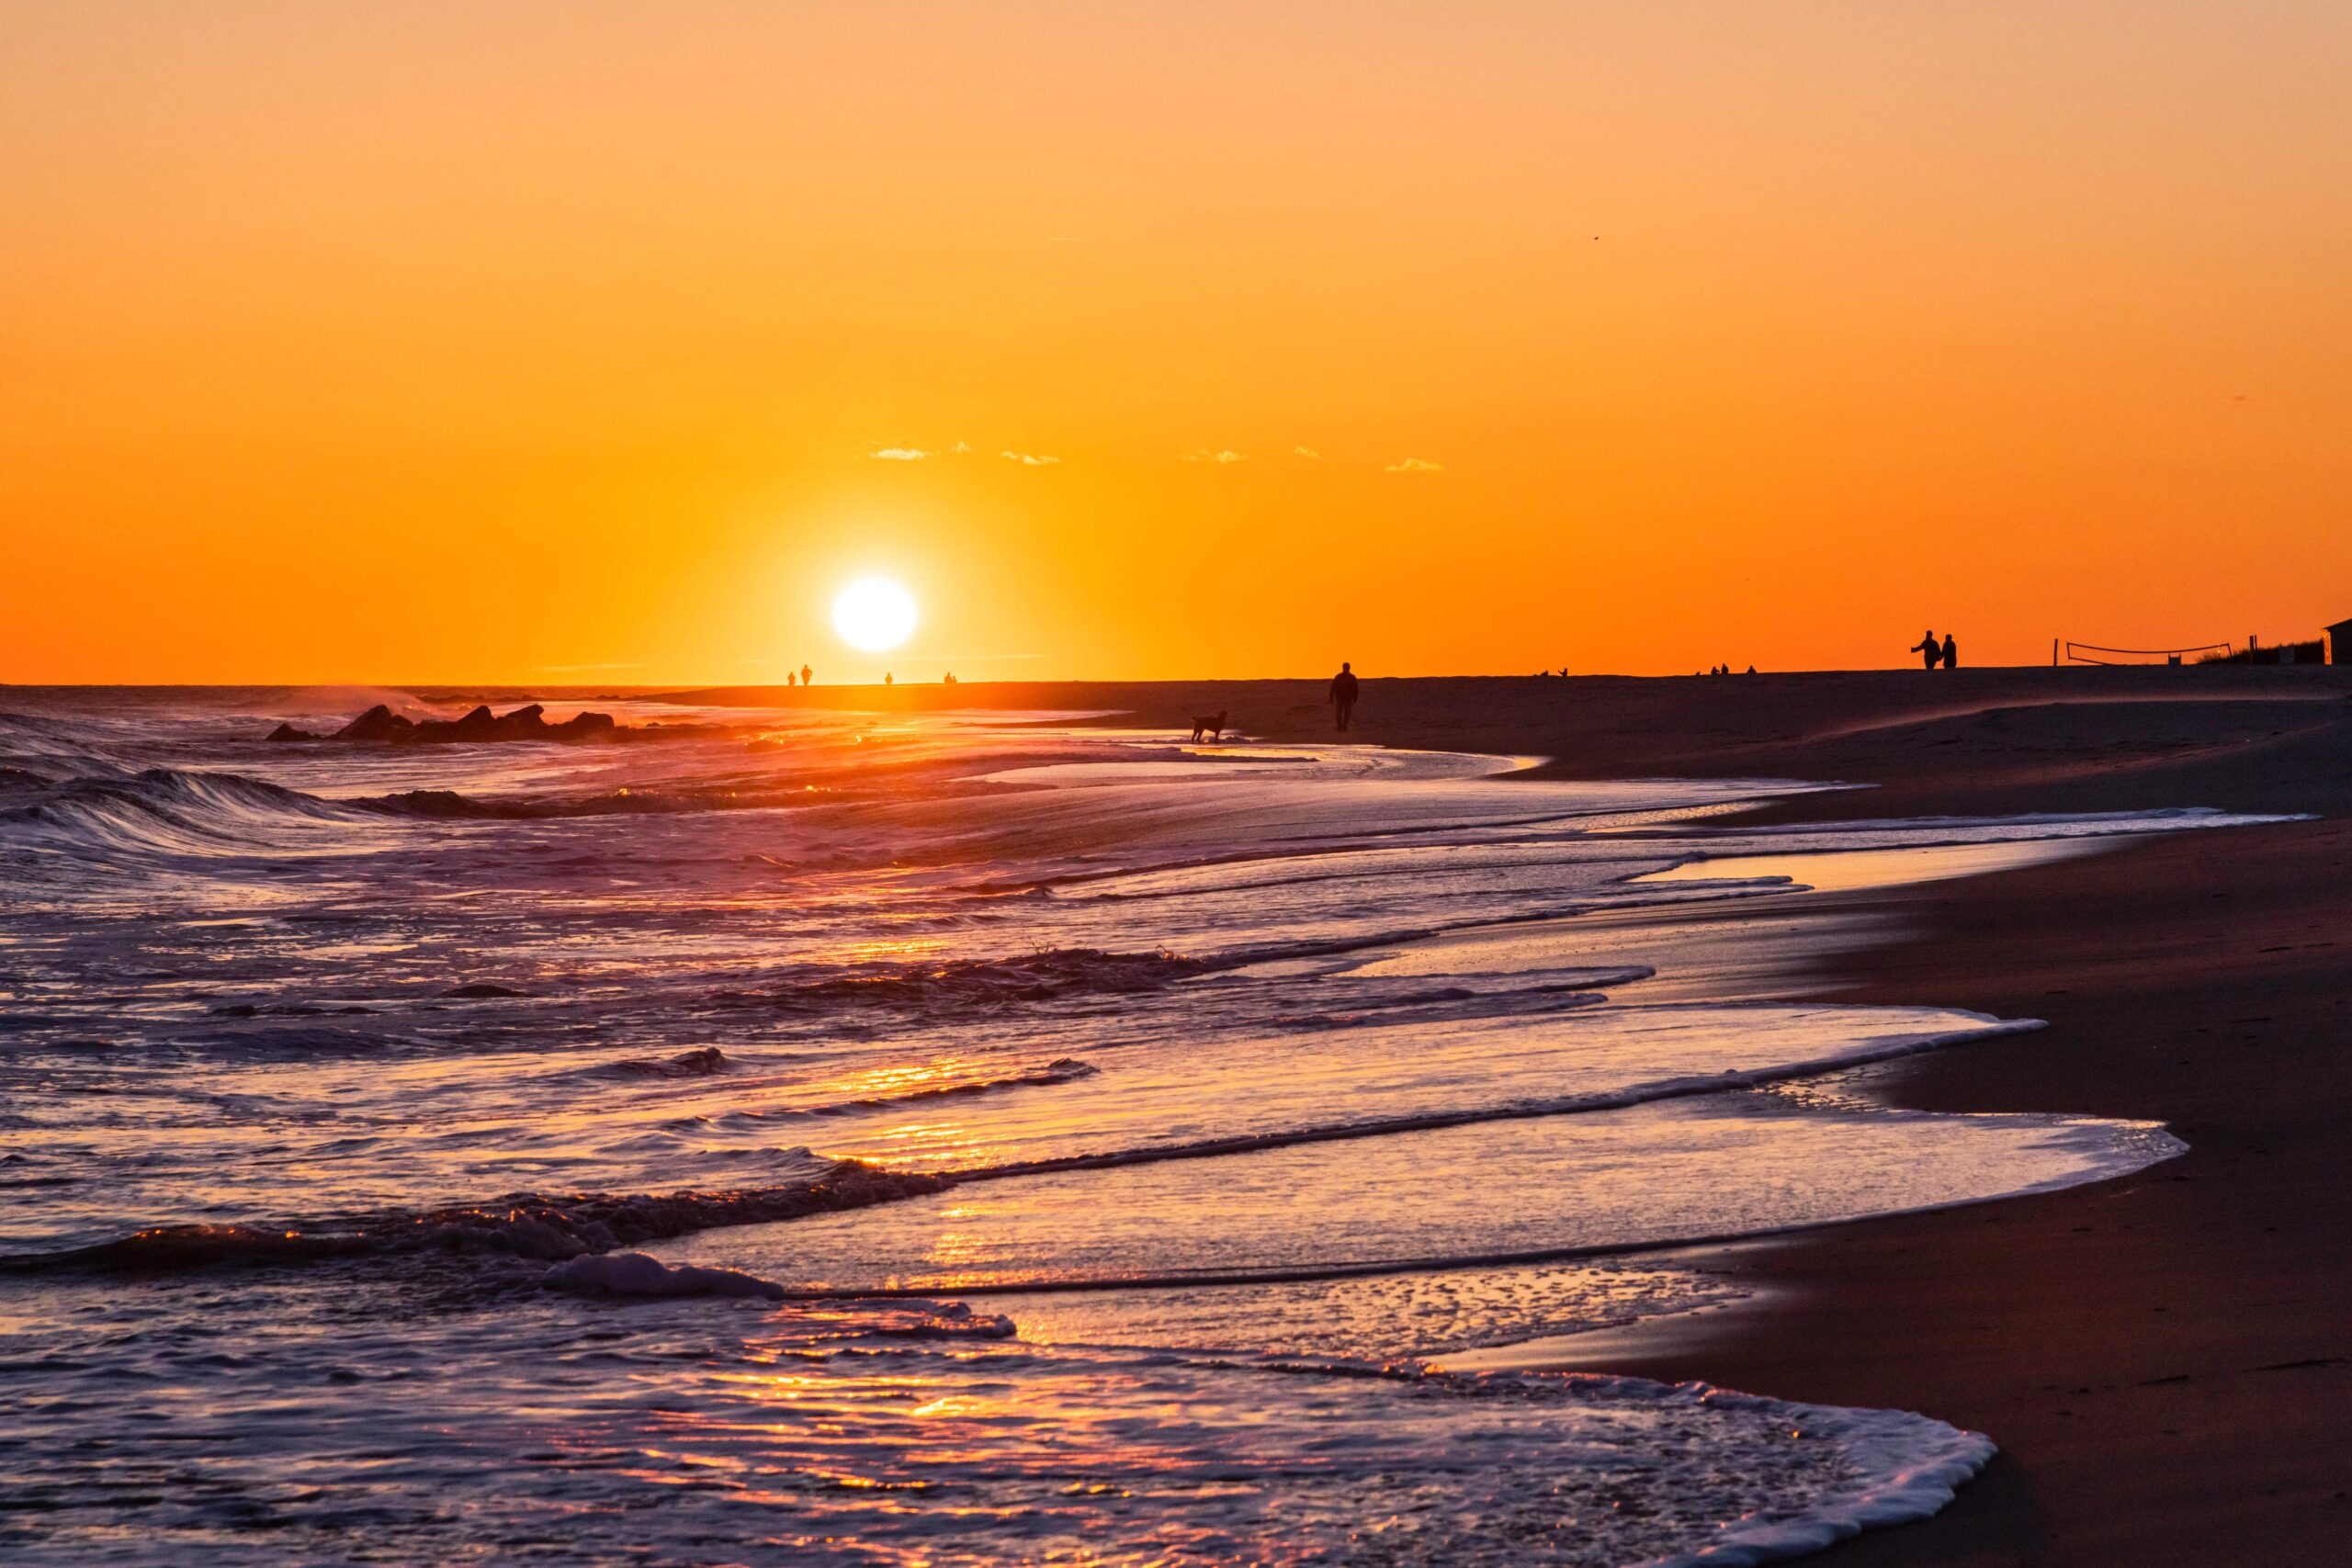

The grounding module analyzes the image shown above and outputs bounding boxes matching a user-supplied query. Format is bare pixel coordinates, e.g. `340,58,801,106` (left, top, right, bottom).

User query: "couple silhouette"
1910,630,1960,670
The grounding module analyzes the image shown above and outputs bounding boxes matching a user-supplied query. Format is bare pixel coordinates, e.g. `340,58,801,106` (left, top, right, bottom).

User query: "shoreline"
1535,818,2352,1562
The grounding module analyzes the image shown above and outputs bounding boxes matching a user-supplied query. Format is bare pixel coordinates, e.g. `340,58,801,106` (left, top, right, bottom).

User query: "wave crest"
717,1056,1099,1120
0,768,368,860
2,1155,946,1276
717,949,1219,1013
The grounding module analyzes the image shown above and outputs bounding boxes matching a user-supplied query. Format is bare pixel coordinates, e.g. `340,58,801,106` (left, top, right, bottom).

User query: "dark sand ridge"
663,669,2352,1562
660,664,2352,814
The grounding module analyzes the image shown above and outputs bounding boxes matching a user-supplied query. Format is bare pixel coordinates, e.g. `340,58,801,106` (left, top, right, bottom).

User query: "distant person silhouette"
1940,633,1958,670
884,671,893,686
1329,661,1360,732
1910,630,1942,671
787,671,797,688
801,664,812,686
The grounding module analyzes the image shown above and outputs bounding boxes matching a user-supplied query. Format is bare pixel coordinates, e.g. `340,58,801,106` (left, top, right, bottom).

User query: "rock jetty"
267,703,697,746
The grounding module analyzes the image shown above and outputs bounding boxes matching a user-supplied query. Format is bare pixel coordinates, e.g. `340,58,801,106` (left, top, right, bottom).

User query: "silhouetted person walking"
801,664,812,686
1940,633,1958,670
1910,630,1941,671
1329,661,1360,732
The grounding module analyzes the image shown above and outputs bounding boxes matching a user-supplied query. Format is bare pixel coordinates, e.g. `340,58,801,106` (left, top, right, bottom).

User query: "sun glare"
832,577,918,652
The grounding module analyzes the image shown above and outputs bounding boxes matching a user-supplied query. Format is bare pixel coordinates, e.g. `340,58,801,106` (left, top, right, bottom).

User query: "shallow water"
0,689,2280,1563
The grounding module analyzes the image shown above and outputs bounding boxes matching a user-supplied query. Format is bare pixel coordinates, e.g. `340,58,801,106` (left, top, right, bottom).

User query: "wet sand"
671,666,2352,1562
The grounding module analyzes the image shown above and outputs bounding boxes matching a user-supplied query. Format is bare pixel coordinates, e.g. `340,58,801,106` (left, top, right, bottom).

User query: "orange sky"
5,2,2348,682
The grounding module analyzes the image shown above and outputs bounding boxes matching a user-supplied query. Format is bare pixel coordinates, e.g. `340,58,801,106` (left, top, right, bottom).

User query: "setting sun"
831,578,917,653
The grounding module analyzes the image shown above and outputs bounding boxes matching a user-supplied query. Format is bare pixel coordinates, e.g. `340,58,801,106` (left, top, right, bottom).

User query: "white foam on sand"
1608,1378,1996,1568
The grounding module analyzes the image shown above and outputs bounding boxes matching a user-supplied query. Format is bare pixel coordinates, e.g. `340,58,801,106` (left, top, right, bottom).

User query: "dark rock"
274,702,699,746
606,1045,731,1077
441,983,535,999
332,705,416,742
425,704,560,743
361,789,505,818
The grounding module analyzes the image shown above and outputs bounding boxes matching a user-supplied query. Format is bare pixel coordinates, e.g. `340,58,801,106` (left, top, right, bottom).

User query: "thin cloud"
873,442,976,460
1000,450,1061,466
1182,448,1249,464
1293,446,1321,459
1385,457,1444,473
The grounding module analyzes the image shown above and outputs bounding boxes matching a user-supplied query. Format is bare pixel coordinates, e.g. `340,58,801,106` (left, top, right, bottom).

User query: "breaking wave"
540,1249,788,1301
710,1056,1100,1119
713,948,1226,1011
0,1155,946,1276
0,768,369,860
601,1045,735,1077
538,1251,1020,1337
703,930,1597,1019
354,786,791,820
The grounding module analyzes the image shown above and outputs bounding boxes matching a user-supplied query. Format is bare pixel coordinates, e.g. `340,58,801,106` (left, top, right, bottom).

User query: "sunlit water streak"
0,689,2286,1563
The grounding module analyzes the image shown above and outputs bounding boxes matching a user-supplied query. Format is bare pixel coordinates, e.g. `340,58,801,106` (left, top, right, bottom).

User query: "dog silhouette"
1189,710,1228,743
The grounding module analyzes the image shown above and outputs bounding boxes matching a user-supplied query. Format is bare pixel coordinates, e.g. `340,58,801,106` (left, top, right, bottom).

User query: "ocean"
0,689,2278,1564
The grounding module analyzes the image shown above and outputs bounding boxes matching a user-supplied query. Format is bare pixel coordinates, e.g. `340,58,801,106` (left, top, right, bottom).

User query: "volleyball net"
2059,640,2235,666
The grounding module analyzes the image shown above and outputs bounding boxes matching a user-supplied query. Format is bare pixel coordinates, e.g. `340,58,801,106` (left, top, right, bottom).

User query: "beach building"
2330,617,2352,664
